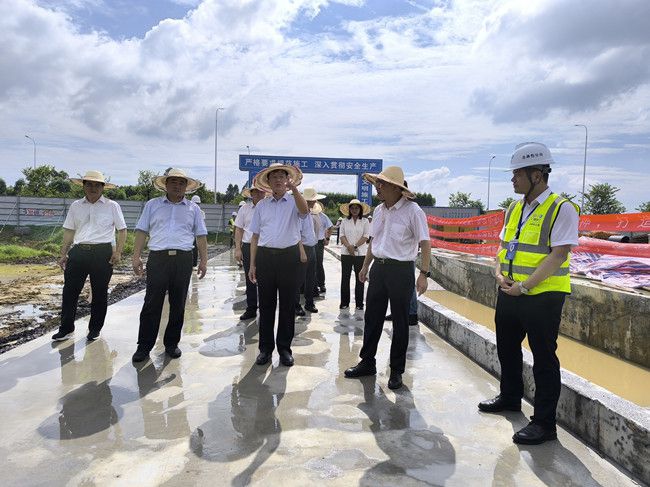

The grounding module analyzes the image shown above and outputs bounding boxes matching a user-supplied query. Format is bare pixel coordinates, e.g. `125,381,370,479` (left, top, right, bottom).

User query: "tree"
0,178,6,195
105,187,127,200
134,170,158,201
498,197,516,210
582,183,625,215
224,183,239,202
637,201,650,213
21,165,70,197
448,191,484,212
560,192,576,202
12,178,26,195
413,192,435,206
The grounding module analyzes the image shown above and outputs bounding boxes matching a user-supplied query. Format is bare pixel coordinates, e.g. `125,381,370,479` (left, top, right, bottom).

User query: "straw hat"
253,163,303,192
363,166,414,199
340,198,371,217
153,168,202,193
310,201,323,215
70,170,116,189
302,187,326,201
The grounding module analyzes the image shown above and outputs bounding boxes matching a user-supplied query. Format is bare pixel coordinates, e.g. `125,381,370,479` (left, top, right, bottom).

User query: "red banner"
574,237,650,258
578,212,650,232
430,237,500,257
427,212,505,228
429,228,501,240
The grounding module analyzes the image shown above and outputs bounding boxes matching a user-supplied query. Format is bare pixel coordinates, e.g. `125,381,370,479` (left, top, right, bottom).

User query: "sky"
1,0,649,211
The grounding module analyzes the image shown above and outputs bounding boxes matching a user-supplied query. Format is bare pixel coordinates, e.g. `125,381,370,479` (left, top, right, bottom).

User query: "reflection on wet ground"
425,290,650,406
0,251,640,486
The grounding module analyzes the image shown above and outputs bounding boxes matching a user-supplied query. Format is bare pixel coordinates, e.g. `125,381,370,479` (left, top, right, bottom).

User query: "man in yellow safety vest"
478,142,579,445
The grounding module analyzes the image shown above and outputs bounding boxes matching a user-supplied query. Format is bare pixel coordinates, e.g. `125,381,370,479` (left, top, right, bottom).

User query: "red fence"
428,211,650,258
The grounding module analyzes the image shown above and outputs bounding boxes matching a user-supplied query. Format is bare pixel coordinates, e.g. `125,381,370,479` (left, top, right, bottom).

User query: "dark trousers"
192,238,198,267
256,245,300,354
359,261,414,373
495,290,566,428
315,239,326,289
340,254,365,307
241,243,257,312
60,243,113,333
295,245,316,308
137,250,193,351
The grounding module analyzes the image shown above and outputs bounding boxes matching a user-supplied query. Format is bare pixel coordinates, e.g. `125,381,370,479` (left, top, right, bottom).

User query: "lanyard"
507,201,540,278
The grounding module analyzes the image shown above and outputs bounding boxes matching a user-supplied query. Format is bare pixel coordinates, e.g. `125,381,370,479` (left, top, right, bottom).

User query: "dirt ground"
0,246,227,354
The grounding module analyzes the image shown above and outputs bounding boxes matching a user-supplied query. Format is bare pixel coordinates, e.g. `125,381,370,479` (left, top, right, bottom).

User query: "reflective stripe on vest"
498,193,573,295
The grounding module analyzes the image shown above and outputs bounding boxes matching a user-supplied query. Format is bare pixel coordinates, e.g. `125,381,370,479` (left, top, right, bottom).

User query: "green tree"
637,201,650,213
498,197,516,210
105,187,127,200
12,178,26,195
560,192,576,202
0,178,6,195
413,192,435,206
224,183,239,202
21,165,70,196
582,183,625,215
134,170,158,201
448,191,484,212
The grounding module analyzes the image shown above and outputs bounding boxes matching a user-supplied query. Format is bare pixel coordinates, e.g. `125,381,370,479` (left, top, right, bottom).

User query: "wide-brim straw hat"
363,166,414,199
302,187,326,201
340,198,371,216
241,184,269,198
70,170,116,189
310,201,323,215
153,168,202,194
254,163,303,193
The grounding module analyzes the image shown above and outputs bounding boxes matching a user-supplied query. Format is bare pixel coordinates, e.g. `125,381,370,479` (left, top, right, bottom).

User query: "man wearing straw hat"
344,166,431,390
52,171,127,342
303,188,333,295
338,198,371,311
295,199,320,316
248,163,309,367
131,168,208,363
234,184,268,321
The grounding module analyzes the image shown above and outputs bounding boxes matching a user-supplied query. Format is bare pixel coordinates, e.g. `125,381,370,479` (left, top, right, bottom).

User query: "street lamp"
246,145,250,155
214,107,225,204
25,135,36,169
487,155,495,211
575,124,588,210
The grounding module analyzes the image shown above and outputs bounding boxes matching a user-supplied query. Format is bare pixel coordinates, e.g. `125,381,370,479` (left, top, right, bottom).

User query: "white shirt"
339,217,370,256
249,192,307,248
234,201,256,244
499,188,579,247
316,213,333,240
300,212,318,246
63,196,127,246
370,197,429,261
135,196,208,251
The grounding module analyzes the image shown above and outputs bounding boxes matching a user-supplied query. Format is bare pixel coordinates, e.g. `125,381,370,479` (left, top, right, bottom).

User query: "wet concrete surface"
0,250,642,486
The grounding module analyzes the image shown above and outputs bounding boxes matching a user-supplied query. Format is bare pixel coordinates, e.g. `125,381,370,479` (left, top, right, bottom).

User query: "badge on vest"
505,239,519,260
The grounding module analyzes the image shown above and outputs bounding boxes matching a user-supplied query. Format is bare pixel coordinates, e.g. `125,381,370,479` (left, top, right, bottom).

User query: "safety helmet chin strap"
523,165,551,201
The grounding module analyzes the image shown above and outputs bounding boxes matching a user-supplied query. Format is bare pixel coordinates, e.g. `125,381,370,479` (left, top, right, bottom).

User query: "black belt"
76,243,112,251
374,257,412,267
258,244,298,255
150,249,192,256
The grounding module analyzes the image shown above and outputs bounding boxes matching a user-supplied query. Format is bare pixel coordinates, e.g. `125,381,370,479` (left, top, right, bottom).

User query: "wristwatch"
518,282,530,295
421,269,432,278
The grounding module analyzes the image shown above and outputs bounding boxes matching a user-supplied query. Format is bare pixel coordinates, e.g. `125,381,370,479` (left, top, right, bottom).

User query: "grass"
0,244,53,262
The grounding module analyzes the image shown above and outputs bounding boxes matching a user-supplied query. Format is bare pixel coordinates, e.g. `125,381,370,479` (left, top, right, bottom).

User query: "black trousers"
495,290,566,428
295,245,316,308
192,238,198,267
256,245,300,354
60,243,113,333
315,239,326,289
137,250,193,351
241,243,257,312
359,261,414,373
340,254,365,307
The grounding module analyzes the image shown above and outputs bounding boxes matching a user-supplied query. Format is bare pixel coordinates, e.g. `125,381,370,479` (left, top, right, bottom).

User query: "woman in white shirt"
338,199,371,310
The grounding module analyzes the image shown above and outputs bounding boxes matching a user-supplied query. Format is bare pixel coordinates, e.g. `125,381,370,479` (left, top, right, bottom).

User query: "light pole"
487,155,495,211
25,135,36,169
575,124,588,210
246,145,250,155
214,107,225,204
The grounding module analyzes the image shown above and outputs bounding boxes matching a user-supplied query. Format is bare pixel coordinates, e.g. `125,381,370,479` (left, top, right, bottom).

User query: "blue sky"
1,0,649,211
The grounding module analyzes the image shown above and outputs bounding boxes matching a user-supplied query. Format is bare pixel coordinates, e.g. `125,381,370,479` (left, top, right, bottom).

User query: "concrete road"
0,251,641,486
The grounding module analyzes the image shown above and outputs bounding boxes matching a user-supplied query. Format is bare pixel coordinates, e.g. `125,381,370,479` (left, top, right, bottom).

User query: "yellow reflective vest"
498,193,578,295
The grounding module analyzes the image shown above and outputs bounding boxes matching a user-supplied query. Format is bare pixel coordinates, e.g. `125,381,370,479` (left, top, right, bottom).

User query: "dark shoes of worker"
384,314,392,321
409,314,418,326
295,305,306,317
320,287,326,293
387,370,403,390
279,350,294,367
86,330,100,341
344,361,377,378
165,347,182,359
239,309,257,321
132,348,150,363
52,329,74,341
305,304,318,313
513,422,557,445
478,395,522,413
255,351,272,365
356,305,364,310
339,304,349,310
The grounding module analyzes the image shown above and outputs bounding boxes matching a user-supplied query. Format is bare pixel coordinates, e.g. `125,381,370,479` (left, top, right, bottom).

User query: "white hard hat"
191,195,201,203
232,211,237,216
238,200,246,207
510,142,555,170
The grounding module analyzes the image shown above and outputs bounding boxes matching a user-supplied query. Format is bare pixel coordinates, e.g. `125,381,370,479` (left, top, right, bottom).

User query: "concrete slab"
0,250,642,486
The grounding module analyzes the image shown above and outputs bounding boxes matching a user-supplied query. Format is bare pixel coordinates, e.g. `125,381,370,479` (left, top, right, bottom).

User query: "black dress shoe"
384,314,392,321
409,314,418,326
86,330,100,341
355,305,364,310
305,305,318,313
295,306,306,317
339,304,349,310
239,309,257,320
478,395,521,413
513,422,557,445
132,348,150,363
255,352,272,365
165,347,182,359
52,329,74,341
320,287,326,293
387,371,403,390
344,362,376,378
279,351,294,367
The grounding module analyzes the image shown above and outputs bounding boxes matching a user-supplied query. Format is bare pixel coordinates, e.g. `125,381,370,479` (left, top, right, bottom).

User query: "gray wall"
0,196,238,233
